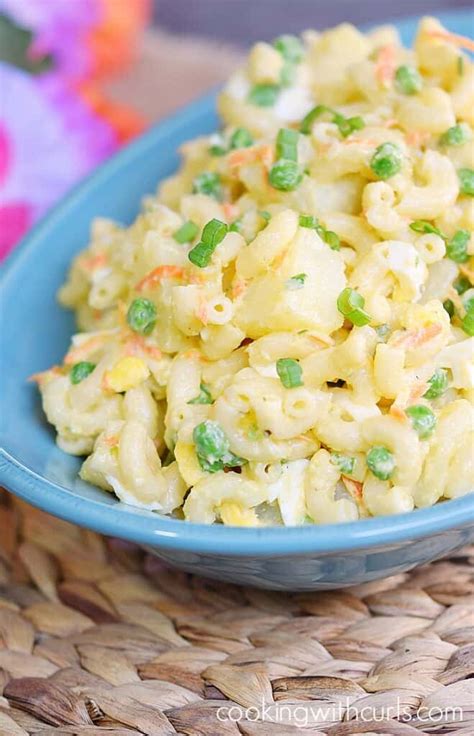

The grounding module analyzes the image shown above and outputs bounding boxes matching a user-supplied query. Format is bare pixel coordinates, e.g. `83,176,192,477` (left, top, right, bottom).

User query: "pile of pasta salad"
35,17,474,526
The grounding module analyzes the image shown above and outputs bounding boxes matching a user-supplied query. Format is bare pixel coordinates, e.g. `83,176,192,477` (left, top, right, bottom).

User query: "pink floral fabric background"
0,0,150,260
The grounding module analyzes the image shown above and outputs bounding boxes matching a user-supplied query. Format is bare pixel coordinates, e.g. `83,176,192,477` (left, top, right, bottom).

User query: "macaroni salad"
36,17,474,526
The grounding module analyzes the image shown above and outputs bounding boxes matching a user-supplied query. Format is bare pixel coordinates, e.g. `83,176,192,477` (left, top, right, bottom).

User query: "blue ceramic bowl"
1,11,474,591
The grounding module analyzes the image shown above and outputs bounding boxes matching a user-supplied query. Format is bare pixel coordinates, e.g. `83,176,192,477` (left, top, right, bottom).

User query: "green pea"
370,142,403,180
405,405,437,439
330,453,355,475
439,124,469,147
193,420,246,473
446,229,470,263
126,298,157,335
192,172,222,199
70,361,96,385
458,168,474,196
366,446,396,481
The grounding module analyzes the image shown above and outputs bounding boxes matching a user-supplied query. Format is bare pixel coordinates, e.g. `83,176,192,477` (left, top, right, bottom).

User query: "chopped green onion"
405,405,437,439
300,104,364,138
229,127,253,149
229,218,243,233
269,159,303,191
209,143,227,156
463,289,474,314
276,358,303,388
193,171,222,199
300,104,328,134
324,230,340,250
273,34,304,63
440,123,469,147
409,220,443,238
193,420,246,473
70,361,96,385
443,299,455,318
337,287,371,327
248,83,280,107
174,220,199,244
333,113,365,138
127,298,157,335
299,214,318,229
280,59,296,87
458,168,474,196
367,446,395,480
461,309,474,336
446,229,470,263
331,453,355,475
276,128,299,161
188,218,228,268
453,275,471,295
188,383,214,405
395,65,422,95
370,142,403,180
298,214,340,249
423,368,448,400
286,273,307,290
259,210,271,222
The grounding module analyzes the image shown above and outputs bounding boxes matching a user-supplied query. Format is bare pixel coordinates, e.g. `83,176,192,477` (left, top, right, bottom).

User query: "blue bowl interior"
1,9,473,555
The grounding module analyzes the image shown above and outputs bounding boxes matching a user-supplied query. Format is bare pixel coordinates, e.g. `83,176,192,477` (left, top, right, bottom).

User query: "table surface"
153,0,472,45
0,490,473,734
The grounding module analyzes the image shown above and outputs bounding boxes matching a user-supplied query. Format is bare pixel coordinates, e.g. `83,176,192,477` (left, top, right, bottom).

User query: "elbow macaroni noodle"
37,17,473,526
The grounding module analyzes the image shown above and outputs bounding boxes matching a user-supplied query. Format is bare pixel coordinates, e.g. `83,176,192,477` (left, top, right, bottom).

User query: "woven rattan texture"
0,490,473,736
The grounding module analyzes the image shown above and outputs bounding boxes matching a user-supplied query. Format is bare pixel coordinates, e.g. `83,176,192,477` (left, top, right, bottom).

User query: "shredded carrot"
104,434,119,447
135,265,187,292
257,144,274,169
232,279,247,299
180,349,203,361
124,335,162,360
405,130,431,147
375,44,397,86
408,381,429,404
342,476,363,499
196,299,208,325
341,476,366,513
64,336,105,365
392,323,442,349
228,144,274,171
101,373,112,392
222,202,238,221
390,404,409,422
79,253,107,272
427,30,474,52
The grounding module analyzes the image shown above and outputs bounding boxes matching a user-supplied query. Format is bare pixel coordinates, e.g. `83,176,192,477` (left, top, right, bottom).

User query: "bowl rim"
2,12,474,556
2,446,473,556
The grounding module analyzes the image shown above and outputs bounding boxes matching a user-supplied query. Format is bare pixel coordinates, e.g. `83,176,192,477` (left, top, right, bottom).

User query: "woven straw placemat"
0,489,473,736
